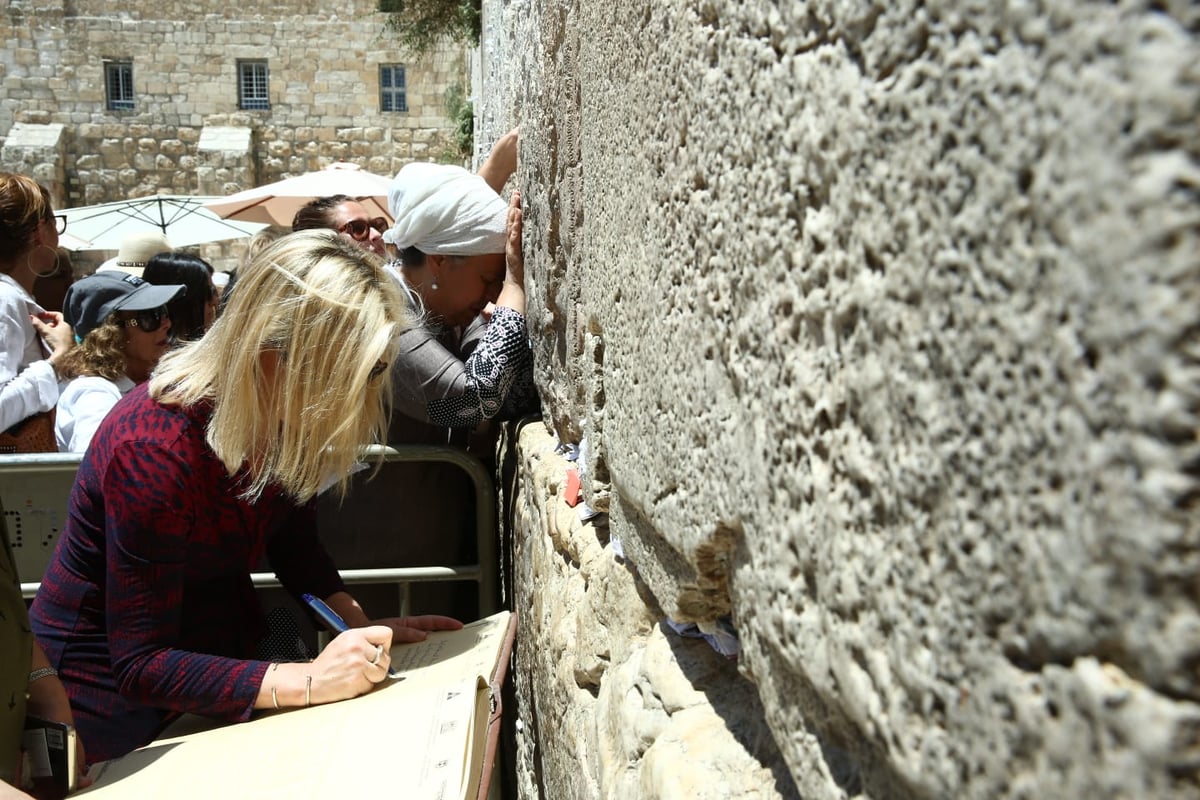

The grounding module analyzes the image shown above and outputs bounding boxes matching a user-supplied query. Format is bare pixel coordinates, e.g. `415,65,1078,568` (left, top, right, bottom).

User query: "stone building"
480,1,1200,798
0,0,467,257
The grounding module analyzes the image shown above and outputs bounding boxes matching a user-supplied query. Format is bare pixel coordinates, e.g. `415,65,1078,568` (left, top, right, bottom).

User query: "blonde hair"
150,230,409,502
244,227,286,266
56,316,126,381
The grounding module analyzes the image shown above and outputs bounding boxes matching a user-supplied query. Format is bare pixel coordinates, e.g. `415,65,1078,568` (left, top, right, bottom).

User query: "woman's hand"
504,190,524,287
31,311,73,365
372,615,464,644
306,625,395,704
24,642,91,788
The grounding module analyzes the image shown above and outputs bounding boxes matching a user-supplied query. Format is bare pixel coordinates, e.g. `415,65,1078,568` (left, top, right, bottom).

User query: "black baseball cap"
64,272,186,340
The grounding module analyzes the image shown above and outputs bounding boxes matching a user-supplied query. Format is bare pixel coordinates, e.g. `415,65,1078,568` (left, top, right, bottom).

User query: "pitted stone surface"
485,0,1199,797
507,425,801,799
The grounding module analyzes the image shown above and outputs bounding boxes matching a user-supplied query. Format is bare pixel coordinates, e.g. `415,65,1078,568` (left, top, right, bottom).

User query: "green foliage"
444,83,474,161
379,0,482,55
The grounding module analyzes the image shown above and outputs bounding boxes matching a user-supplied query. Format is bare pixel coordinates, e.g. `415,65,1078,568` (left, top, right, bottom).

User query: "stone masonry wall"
1,2,466,210
483,1,1200,798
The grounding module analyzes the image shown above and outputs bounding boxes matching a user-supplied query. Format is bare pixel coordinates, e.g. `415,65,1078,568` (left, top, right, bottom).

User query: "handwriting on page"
392,637,458,671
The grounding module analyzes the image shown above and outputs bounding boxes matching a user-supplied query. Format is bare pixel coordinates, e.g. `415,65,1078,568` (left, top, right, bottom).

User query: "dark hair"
143,252,214,341
0,173,53,270
398,246,426,268
220,267,238,314
292,194,352,232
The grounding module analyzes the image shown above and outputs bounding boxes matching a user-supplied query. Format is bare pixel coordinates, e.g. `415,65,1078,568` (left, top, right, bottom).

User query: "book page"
390,611,512,688
81,611,513,800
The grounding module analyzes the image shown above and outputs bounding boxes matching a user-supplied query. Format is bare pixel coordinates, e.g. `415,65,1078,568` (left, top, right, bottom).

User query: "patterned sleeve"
391,306,533,429
266,500,346,602
101,440,267,720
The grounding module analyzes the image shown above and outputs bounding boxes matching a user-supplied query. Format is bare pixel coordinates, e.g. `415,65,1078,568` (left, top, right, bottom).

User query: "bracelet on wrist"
28,667,58,684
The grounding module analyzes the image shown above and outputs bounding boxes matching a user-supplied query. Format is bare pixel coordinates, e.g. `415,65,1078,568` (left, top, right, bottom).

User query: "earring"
28,244,60,280
431,280,439,291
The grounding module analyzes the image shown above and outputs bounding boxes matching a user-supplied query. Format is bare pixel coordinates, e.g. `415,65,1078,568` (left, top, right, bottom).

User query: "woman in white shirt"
0,173,75,434
54,271,184,452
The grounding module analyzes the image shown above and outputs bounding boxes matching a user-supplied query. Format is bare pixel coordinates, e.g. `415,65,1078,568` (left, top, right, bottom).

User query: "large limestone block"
509,424,801,798
497,0,1199,796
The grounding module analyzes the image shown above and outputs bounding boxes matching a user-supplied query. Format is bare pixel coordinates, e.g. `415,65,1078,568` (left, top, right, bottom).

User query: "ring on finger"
369,644,383,666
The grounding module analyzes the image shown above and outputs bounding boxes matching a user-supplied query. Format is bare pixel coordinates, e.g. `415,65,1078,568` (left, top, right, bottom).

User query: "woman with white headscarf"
315,157,537,624
382,161,538,438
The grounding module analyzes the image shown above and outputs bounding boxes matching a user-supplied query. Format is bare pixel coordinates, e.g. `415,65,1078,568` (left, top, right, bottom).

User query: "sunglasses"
54,214,67,234
337,217,388,241
122,306,170,333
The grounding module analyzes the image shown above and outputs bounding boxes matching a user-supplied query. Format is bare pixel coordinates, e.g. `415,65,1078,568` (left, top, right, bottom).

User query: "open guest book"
78,610,516,799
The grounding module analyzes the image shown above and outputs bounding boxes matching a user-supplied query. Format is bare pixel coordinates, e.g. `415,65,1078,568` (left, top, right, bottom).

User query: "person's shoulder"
92,384,195,452
0,274,31,315
61,374,124,401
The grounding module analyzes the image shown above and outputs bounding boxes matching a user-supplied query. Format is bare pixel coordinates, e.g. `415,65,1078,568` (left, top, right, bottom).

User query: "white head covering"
383,163,507,256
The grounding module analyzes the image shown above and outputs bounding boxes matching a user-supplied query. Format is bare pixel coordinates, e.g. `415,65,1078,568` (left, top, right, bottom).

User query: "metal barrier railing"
1,444,496,618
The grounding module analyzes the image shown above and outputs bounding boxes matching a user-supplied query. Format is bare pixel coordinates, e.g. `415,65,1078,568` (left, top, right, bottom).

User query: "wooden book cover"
80,611,515,799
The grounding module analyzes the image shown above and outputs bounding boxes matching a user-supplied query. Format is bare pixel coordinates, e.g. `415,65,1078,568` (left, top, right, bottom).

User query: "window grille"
380,64,407,113
238,60,270,111
105,61,134,111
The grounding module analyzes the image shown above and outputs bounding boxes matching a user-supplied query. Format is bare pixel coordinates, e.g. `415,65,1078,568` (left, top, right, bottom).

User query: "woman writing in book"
28,231,462,763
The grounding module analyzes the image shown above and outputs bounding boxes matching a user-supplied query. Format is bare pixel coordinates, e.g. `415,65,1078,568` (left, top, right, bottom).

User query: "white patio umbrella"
60,195,267,251
56,231,94,252
203,162,393,227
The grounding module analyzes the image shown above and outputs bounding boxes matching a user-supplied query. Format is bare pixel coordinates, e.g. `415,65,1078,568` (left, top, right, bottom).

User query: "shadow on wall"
659,623,829,799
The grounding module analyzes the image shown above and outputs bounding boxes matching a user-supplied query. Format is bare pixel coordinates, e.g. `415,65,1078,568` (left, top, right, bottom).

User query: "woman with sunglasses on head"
0,173,76,436
143,251,220,341
53,272,185,453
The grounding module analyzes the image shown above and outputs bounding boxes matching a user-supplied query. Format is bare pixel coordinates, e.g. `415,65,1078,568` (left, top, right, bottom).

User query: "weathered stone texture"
507,424,799,799
485,0,1200,797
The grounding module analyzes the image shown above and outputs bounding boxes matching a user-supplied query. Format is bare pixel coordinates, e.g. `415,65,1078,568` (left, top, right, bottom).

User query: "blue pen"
301,593,400,678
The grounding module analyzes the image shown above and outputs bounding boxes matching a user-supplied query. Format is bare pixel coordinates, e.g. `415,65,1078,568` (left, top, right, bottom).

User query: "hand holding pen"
303,593,401,678
258,614,395,711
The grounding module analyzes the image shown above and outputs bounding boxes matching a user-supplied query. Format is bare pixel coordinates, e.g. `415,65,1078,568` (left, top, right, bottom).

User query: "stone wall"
0,1,466,211
485,1,1200,798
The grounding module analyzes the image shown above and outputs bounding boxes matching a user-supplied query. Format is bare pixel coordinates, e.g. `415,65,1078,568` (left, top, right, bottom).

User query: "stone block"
508,424,801,799
4,122,65,149
491,0,1200,798
198,126,252,153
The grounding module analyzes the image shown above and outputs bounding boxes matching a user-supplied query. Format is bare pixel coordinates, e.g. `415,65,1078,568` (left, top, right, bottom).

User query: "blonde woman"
29,231,462,764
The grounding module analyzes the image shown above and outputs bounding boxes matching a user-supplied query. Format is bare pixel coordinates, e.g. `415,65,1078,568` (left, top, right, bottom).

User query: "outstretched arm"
478,127,519,194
